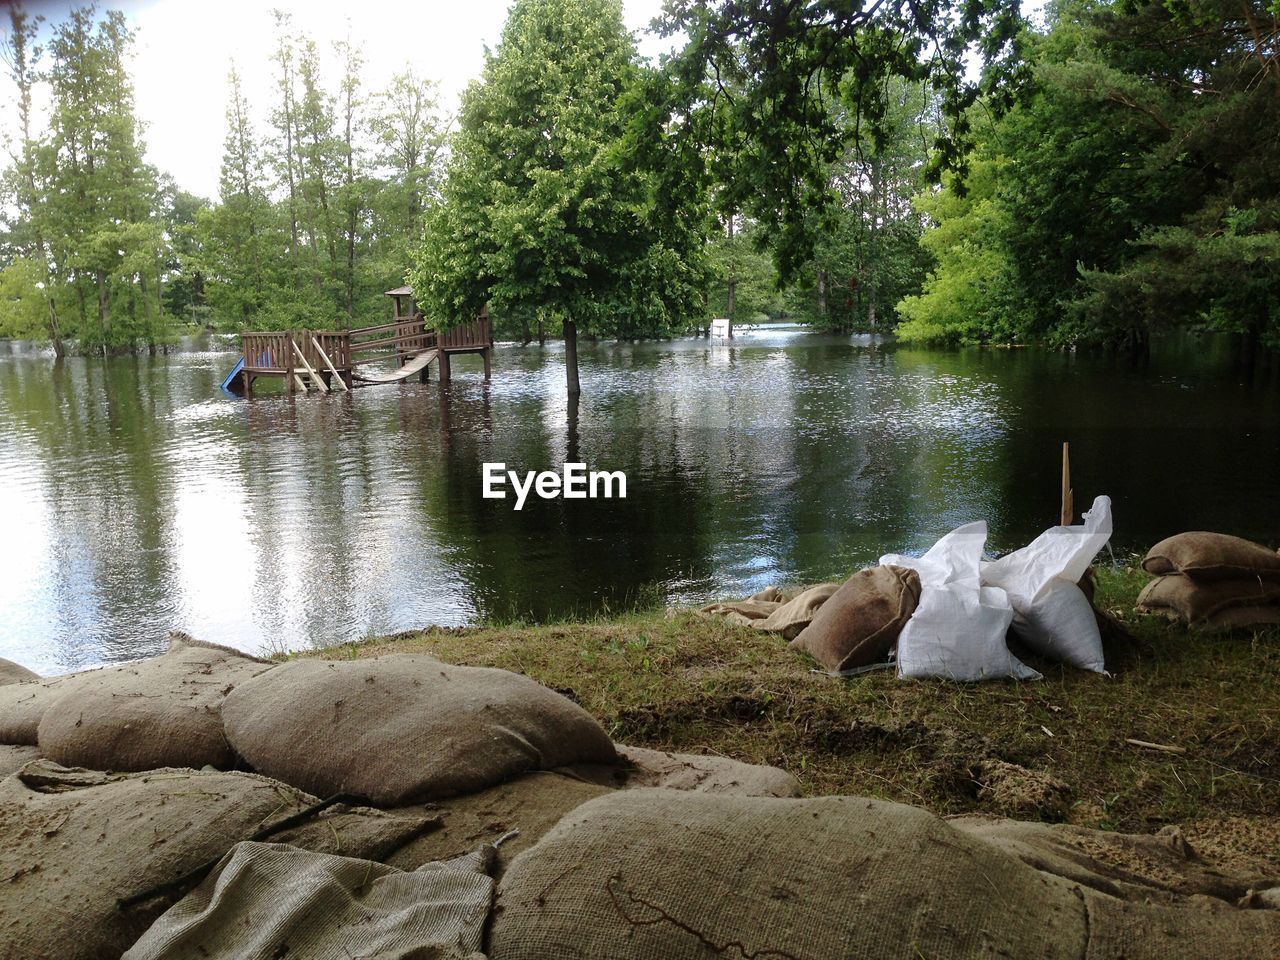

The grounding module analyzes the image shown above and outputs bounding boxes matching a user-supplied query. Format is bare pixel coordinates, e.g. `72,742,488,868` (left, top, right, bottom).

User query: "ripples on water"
0,328,1276,671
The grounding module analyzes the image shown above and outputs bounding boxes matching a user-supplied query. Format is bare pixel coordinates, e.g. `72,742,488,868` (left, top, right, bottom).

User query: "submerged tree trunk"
95,270,109,355
725,214,736,322
564,319,581,396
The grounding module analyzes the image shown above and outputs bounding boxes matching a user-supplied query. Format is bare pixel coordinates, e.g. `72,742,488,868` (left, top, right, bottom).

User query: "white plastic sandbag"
881,522,1041,682
982,496,1112,673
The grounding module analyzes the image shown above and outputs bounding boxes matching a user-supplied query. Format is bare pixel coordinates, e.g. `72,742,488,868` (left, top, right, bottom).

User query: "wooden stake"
291,339,328,393
1060,441,1073,526
311,335,348,391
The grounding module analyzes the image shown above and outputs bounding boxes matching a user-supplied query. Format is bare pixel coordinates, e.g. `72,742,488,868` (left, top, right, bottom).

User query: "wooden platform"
229,310,492,397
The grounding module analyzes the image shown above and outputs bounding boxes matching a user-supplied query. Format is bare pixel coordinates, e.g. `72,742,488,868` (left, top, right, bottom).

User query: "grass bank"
323,566,1279,851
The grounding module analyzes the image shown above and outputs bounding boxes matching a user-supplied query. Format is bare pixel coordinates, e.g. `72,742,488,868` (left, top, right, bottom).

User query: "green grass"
323,566,1280,836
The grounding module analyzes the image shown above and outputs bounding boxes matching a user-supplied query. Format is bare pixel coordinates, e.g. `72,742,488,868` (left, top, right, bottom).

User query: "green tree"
661,0,1027,282
789,75,940,330
705,216,782,323
898,0,1280,351
411,0,708,395
39,5,166,354
1,4,66,354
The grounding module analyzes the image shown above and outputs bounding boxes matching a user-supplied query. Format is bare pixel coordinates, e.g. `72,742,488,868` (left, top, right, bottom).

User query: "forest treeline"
0,0,1276,359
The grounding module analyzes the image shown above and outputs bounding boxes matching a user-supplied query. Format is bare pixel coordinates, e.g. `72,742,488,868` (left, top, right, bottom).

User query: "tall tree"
269,10,302,275
1,4,64,354
41,5,163,354
412,0,707,395
335,33,364,320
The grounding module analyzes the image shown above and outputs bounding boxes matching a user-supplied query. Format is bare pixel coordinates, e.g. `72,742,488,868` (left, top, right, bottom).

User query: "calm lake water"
2,326,1277,673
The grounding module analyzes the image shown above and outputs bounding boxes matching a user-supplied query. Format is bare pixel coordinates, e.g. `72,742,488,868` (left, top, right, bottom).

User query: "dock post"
439,351,451,385
483,347,492,381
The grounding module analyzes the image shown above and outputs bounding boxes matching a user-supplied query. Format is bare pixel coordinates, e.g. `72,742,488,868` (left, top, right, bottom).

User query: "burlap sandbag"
0,760,434,960
788,565,920,673
387,770,613,878
491,790,1091,960
0,658,38,686
1143,532,1280,581
1201,604,1280,632
949,816,1278,904
221,655,618,806
35,633,274,772
122,841,493,960
0,744,39,777
565,743,800,797
751,583,840,640
697,598,783,626
0,671,80,744
1136,574,1280,625
491,790,1280,960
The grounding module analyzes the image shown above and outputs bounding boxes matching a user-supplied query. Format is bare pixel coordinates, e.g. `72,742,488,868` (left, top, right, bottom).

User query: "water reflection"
0,328,1277,671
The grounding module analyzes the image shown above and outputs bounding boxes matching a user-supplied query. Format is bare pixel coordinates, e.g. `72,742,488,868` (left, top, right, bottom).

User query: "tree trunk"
96,270,109,355
867,281,877,330
521,317,531,346
538,319,545,346
46,296,65,359
564,319,581,396
725,214,736,321
816,269,827,322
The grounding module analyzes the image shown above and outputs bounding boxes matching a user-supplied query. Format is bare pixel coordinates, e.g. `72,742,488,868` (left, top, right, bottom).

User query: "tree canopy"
1,0,1276,360
409,0,709,392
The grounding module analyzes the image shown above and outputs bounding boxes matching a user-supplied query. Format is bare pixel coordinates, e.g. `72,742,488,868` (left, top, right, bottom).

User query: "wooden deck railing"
242,332,292,374
436,314,492,351
348,319,436,364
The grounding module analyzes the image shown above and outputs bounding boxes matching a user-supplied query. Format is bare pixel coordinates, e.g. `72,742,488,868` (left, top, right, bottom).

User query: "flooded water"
1,326,1277,672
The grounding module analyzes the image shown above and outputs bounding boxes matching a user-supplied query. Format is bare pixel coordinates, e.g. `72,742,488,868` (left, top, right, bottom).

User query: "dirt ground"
328,565,1279,870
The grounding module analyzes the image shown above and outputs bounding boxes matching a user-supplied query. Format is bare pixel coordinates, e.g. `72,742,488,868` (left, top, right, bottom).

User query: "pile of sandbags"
1138,532,1280,631
0,632,273,770
490,789,1280,960
701,497,1115,681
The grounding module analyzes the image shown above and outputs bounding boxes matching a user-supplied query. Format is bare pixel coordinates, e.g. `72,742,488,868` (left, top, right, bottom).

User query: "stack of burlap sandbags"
490,789,1280,960
1137,532,1280,631
0,632,274,771
0,637,809,959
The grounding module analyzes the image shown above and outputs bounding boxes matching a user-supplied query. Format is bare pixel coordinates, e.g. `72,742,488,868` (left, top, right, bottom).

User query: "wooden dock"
227,300,492,398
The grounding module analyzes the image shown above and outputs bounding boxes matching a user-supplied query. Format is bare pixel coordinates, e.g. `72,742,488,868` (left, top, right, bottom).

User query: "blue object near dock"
221,357,245,396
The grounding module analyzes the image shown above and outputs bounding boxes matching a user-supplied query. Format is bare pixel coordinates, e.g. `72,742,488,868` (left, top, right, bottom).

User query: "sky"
2,0,1045,202
2,0,676,199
